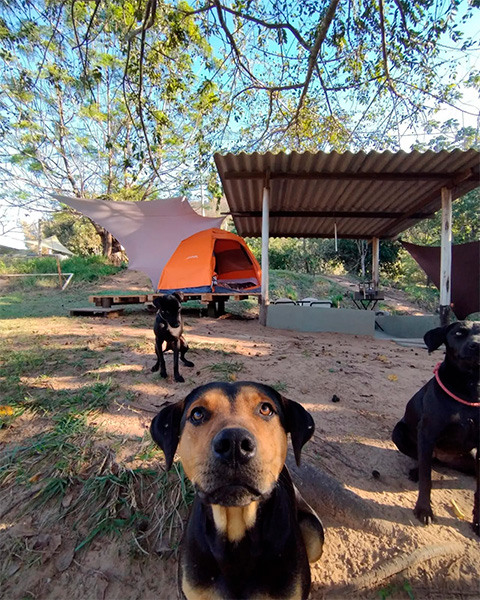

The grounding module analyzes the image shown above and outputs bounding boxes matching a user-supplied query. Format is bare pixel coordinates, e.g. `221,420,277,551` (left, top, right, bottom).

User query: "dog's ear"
424,325,449,353
173,291,184,303
279,395,315,466
150,401,184,470
152,296,165,310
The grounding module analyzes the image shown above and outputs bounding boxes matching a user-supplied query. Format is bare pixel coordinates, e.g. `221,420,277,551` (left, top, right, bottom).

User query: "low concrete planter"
266,305,376,336
375,315,440,338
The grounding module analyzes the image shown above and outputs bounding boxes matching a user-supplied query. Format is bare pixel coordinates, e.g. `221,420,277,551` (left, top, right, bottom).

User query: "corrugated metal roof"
214,149,480,239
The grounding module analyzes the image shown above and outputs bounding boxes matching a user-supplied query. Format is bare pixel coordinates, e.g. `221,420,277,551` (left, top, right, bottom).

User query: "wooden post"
259,171,270,326
56,257,63,288
439,186,452,326
371,237,380,291
37,219,42,255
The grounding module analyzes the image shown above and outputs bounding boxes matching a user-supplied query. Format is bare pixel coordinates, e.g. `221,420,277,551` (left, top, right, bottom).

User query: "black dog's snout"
212,428,257,466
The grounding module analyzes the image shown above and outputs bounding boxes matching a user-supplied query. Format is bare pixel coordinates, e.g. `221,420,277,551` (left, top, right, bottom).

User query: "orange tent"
157,228,261,294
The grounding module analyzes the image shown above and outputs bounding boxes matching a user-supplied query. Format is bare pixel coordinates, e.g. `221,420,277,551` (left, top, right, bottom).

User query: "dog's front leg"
151,338,161,373
414,418,437,525
172,340,184,383
474,446,479,536
154,339,168,378
180,337,194,368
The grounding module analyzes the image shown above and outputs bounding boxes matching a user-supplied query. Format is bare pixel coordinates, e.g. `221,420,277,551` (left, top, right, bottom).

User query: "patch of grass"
126,339,152,353
0,347,66,377
208,360,244,379
378,579,415,599
70,460,193,553
189,341,234,356
0,255,125,282
0,375,113,424
0,413,95,488
271,381,288,393
269,270,345,304
0,415,194,554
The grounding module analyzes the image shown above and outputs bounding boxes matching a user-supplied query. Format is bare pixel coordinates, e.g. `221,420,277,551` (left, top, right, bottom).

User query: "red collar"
433,362,480,407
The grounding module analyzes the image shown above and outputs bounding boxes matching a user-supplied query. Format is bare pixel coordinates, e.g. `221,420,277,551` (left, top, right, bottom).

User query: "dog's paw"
175,374,185,383
473,508,479,536
183,360,194,368
414,503,435,525
160,370,168,379
151,364,159,373
473,520,480,537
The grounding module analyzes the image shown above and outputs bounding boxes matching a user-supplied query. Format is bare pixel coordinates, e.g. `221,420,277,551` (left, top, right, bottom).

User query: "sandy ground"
0,271,479,599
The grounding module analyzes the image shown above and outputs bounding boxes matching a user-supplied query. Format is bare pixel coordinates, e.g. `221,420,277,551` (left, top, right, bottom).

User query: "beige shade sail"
54,194,224,288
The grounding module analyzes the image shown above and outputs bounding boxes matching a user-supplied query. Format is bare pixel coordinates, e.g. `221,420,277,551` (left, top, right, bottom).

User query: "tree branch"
290,0,341,127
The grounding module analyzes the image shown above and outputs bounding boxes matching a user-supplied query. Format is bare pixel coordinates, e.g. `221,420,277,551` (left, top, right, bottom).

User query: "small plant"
208,360,243,379
378,579,415,600
271,381,288,393
330,293,344,308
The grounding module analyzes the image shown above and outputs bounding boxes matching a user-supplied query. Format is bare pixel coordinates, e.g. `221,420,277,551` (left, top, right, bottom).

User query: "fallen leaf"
96,576,109,600
451,499,468,521
55,540,76,572
387,374,398,382
61,492,73,508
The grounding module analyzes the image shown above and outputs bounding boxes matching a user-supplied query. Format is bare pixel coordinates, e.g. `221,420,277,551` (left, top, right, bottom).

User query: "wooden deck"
69,306,126,318
86,292,260,317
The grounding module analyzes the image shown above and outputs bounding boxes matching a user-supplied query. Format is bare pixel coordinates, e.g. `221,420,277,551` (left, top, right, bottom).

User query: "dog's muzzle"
196,428,265,506
212,427,257,466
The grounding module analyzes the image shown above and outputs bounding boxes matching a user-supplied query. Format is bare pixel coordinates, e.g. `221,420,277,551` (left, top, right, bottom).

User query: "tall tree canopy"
0,0,478,240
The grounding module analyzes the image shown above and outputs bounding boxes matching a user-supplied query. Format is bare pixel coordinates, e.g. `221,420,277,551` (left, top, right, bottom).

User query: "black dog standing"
151,293,194,383
392,320,480,535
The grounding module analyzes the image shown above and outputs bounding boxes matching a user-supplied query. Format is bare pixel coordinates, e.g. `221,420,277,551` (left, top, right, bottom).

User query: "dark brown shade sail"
402,241,480,320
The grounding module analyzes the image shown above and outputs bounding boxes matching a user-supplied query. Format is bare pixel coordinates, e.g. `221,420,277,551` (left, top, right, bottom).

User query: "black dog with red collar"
392,320,480,535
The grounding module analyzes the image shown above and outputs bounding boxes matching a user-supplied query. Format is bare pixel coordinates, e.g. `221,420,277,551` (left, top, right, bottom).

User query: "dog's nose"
212,428,257,465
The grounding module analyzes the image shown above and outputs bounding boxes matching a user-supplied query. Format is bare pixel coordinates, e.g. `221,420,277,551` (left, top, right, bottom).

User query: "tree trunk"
303,238,310,274
102,230,113,258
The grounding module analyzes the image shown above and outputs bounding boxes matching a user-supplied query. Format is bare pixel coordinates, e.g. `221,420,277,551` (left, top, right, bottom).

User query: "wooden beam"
439,187,452,326
240,231,393,240
377,169,474,238
223,170,471,182
226,210,433,219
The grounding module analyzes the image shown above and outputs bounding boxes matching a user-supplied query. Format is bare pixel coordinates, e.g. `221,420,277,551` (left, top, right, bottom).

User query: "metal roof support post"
259,172,270,326
372,237,380,291
439,186,452,326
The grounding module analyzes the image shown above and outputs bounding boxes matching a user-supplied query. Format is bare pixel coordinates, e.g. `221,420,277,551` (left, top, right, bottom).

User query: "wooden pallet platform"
70,306,126,318
87,292,260,318
89,294,148,307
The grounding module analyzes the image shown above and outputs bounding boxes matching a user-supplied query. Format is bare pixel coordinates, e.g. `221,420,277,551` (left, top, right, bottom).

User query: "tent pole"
259,171,270,326
439,186,452,326
371,237,380,291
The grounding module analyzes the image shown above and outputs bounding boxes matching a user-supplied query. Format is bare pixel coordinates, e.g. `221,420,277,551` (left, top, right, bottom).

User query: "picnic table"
352,282,384,310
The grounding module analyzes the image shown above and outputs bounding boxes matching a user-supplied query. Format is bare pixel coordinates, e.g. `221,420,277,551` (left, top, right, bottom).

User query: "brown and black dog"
151,293,194,383
150,381,324,600
392,320,480,534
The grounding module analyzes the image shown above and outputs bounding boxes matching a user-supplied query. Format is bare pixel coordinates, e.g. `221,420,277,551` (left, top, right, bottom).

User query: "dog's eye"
258,402,274,417
455,330,466,337
190,407,206,424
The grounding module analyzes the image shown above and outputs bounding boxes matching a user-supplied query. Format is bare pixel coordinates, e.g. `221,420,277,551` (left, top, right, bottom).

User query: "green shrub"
0,255,125,282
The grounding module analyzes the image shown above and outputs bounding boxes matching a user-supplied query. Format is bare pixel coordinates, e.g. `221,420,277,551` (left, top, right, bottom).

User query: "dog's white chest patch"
168,324,181,336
